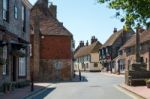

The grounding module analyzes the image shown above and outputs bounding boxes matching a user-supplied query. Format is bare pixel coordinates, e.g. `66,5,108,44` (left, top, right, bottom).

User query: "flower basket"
0,58,6,65
12,50,26,57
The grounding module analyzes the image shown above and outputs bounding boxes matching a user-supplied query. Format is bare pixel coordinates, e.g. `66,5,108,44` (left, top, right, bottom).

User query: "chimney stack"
113,28,117,33
86,40,89,46
91,36,97,44
79,41,84,47
38,0,48,8
49,3,57,18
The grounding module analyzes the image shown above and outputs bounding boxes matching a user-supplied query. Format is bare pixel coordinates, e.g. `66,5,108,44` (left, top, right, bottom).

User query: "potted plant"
145,79,150,88
0,58,6,65
11,50,26,57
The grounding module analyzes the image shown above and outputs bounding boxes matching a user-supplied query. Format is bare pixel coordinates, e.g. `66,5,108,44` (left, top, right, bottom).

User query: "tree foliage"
98,0,150,28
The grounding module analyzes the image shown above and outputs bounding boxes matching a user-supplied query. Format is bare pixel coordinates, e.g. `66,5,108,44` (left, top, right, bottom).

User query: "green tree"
98,0,150,28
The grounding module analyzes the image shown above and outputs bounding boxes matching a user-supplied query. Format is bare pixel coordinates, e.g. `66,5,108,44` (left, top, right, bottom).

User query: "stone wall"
125,52,150,71
36,59,72,81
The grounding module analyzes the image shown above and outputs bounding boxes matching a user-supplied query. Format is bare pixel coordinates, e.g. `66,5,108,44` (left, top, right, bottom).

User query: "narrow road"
33,72,135,99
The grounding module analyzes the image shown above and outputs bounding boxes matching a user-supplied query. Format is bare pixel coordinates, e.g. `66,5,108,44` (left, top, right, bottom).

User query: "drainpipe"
149,47,150,70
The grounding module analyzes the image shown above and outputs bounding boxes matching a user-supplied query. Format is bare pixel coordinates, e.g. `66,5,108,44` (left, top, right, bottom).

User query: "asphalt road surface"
32,72,138,99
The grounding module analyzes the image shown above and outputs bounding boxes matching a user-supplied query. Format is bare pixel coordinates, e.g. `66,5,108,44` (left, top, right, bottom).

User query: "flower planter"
146,83,150,88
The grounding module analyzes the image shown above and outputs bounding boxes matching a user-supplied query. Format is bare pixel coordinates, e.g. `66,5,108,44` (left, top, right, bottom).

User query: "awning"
0,41,7,47
9,41,28,50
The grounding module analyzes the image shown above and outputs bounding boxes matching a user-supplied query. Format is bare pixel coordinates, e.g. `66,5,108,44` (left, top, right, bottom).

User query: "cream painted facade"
74,53,102,72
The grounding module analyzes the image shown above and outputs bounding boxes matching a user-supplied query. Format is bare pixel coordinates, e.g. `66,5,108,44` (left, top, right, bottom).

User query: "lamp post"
31,5,40,92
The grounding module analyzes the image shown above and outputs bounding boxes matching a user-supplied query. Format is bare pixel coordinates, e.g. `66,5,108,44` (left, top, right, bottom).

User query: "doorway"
12,56,17,81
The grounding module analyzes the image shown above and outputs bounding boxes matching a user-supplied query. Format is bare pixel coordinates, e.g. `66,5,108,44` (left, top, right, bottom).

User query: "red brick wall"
40,35,72,59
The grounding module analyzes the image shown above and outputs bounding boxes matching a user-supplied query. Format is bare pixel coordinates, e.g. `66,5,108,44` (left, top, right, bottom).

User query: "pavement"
100,72,124,78
0,83,52,99
120,83,150,99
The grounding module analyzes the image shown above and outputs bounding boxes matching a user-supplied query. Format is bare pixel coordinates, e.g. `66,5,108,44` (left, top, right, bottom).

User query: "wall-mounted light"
41,35,45,39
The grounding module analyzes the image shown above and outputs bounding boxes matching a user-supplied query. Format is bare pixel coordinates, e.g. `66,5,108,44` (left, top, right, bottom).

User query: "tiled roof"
120,29,150,50
113,54,125,61
102,29,124,48
30,1,72,36
74,41,102,58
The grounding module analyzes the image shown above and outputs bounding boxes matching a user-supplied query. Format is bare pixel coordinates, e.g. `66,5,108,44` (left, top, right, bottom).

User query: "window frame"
14,4,18,19
18,57,27,77
22,5,26,32
2,0,9,22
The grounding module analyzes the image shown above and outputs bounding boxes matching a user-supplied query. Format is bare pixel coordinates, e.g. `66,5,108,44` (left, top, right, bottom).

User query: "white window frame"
19,57,26,77
14,4,18,19
29,44,32,57
2,0,8,21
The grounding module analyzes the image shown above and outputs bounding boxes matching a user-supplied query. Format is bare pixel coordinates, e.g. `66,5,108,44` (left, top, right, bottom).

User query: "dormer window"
3,0,9,22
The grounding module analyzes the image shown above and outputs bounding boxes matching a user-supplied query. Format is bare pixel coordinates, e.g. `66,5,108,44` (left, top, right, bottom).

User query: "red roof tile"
30,1,72,36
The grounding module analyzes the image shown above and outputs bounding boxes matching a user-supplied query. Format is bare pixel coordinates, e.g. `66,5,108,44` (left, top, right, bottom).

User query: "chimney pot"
38,0,48,8
113,28,117,33
49,3,57,18
86,40,89,46
91,36,97,44
79,41,84,47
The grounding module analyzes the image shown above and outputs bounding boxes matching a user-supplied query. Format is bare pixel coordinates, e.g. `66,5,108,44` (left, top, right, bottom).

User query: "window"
54,61,62,70
29,44,32,57
2,46,7,75
14,4,18,19
94,63,98,67
146,58,148,63
2,0,9,21
86,63,88,68
22,5,26,32
126,47,131,53
19,58,26,76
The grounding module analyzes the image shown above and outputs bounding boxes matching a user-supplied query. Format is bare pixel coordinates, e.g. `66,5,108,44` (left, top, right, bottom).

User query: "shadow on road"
71,74,88,82
50,74,88,84
32,87,56,99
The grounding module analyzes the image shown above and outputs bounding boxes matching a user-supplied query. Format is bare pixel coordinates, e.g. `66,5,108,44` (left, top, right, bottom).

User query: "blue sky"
29,0,124,47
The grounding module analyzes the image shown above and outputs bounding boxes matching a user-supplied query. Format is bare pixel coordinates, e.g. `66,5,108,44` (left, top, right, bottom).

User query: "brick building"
99,28,134,73
120,29,150,71
74,36,102,72
0,0,31,86
30,0,74,81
